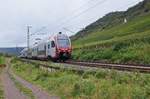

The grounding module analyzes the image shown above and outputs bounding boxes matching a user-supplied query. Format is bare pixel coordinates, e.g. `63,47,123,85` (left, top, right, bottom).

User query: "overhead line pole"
27,26,32,55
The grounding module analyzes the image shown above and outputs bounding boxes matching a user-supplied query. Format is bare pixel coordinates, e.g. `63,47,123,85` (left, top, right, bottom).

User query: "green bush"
112,42,129,51
72,80,96,96
73,42,150,65
34,71,49,81
12,59,150,99
131,86,147,99
95,70,108,79
72,13,150,65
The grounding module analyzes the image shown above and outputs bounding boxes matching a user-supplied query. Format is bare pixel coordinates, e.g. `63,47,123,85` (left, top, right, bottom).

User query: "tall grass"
73,14,150,48
72,13,150,65
73,42,150,65
0,56,5,65
0,81,4,99
11,59,150,99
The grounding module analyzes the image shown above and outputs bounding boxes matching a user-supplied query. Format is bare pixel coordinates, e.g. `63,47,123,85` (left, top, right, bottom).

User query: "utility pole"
16,44,19,56
27,26,32,55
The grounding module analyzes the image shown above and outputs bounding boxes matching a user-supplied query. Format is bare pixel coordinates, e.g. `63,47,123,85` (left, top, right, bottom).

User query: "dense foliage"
73,42,150,64
12,59,150,99
72,1,150,64
72,0,150,42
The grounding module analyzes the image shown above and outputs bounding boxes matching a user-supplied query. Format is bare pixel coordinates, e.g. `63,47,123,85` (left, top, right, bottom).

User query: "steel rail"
65,61,150,73
20,59,86,73
20,59,150,73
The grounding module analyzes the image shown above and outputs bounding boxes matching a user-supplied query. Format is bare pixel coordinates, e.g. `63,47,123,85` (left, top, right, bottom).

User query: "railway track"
65,61,150,73
20,59,150,73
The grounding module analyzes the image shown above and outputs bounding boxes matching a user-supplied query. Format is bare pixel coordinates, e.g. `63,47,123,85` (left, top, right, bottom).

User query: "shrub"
12,59,150,98
11,57,20,64
99,80,112,99
72,80,96,96
82,70,95,79
131,86,147,99
121,51,138,63
95,70,108,79
34,71,49,81
112,42,129,51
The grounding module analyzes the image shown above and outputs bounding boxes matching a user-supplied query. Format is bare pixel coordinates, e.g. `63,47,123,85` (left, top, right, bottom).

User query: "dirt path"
10,71,59,99
1,66,27,99
2,58,59,99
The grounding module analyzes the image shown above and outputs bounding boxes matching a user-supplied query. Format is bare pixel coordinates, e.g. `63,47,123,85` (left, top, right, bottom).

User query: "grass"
72,13,150,65
0,81,4,99
0,56,4,65
73,42,150,64
9,72,35,99
11,58,150,99
73,14,150,47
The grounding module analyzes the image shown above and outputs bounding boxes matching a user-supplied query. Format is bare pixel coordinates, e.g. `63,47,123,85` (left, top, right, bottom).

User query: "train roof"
30,33,69,47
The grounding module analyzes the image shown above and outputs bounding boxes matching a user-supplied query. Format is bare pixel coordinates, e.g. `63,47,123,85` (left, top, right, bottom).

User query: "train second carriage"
20,32,72,61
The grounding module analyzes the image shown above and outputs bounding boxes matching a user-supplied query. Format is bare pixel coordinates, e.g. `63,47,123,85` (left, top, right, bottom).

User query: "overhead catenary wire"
55,0,107,28
31,0,104,46
63,0,142,33
33,0,142,37
32,0,97,34
51,0,109,37
33,0,107,35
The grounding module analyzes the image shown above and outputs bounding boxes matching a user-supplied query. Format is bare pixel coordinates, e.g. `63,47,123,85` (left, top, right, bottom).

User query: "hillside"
72,0,150,42
0,47,24,55
72,0,150,65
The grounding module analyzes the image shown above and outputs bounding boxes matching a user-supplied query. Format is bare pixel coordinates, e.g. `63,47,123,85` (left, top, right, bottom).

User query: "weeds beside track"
20,58,150,73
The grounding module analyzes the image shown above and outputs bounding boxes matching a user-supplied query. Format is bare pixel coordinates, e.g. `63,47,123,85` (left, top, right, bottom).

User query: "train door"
50,40,56,58
44,44,47,57
46,42,51,57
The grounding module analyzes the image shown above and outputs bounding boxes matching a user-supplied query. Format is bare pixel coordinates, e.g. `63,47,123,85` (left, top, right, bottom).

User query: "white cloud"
0,0,142,47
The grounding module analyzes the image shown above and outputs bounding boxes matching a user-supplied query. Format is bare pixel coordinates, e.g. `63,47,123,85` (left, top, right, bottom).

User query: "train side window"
44,45,46,50
51,41,55,48
48,44,50,49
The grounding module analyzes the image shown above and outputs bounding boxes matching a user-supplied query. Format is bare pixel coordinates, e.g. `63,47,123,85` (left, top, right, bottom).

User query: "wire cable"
33,0,106,34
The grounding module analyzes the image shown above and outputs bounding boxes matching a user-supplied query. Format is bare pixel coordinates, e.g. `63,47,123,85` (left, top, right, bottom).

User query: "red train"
20,32,72,62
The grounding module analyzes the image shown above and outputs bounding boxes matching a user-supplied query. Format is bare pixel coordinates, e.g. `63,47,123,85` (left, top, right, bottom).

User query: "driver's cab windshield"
57,39,70,48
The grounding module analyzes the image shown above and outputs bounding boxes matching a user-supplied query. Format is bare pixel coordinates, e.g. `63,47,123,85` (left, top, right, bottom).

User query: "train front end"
55,33,72,61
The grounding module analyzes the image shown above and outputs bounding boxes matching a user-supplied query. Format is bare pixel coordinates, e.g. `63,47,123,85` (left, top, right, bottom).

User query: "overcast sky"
0,0,143,47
